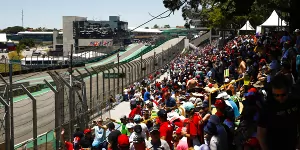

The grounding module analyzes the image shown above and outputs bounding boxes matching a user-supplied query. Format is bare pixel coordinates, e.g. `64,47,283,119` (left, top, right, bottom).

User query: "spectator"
80,129,93,148
257,74,300,150
133,114,149,139
157,109,174,148
174,127,188,150
107,122,121,150
118,134,130,150
92,118,108,149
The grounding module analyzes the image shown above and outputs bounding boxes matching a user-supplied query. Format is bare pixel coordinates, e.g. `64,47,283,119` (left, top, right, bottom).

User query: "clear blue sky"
0,0,185,29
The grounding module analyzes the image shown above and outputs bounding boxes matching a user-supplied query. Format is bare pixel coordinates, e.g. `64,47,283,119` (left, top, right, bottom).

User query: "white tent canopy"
260,10,287,26
240,21,255,30
0,33,7,42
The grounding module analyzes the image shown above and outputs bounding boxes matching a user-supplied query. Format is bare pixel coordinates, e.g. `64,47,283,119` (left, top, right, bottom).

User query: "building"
61,16,128,56
128,27,162,40
7,32,63,42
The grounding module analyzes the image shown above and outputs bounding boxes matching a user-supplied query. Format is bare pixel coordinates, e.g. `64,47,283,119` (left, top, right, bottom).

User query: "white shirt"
124,89,128,95
209,135,220,150
146,139,170,150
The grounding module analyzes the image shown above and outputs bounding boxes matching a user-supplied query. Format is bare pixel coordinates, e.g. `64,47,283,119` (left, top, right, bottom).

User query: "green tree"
1,26,24,34
19,38,35,48
153,24,159,28
8,44,25,60
163,0,300,31
164,25,171,28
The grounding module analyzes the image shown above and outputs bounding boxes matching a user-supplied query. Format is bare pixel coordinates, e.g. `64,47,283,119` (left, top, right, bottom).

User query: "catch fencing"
0,37,185,150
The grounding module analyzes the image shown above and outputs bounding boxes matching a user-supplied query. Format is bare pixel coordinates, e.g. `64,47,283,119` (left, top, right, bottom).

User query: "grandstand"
7,31,63,42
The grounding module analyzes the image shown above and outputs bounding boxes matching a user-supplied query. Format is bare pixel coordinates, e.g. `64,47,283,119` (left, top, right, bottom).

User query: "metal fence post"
112,67,116,96
142,59,147,79
91,67,99,104
153,52,156,71
48,72,65,131
43,79,60,150
20,85,37,150
84,68,93,109
8,63,14,150
56,73,74,140
120,64,125,93
127,62,133,85
117,53,120,95
161,49,164,67
0,96,9,150
134,61,139,81
0,75,10,150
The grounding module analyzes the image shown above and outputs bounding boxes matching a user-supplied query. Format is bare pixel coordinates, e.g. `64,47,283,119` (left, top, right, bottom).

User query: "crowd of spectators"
59,29,300,150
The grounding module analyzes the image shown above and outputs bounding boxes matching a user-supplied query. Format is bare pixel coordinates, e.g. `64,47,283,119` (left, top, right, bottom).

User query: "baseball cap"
84,129,91,134
183,102,195,112
118,134,129,147
214,99,225,109
295,29,300,33
134,115,142,122
201,100,209,108
157,109,167,117
149,125,160,133
208,115,220,125
126,123,135,129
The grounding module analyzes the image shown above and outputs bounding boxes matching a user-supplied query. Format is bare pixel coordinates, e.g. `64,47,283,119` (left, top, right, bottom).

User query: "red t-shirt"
64,141,73,150
187,113,204,144
128,108,141,118
159,121,173,148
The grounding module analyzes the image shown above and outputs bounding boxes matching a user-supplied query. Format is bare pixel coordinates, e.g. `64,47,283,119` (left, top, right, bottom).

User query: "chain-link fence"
0,37,185,150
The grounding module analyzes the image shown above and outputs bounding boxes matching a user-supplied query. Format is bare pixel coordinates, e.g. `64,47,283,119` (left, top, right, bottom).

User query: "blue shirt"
280,36,291,44
227,99,240,118
165,97,176,107
143,91,150,101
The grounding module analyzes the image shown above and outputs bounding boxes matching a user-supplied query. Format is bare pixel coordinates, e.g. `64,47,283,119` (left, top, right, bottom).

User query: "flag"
224,69,229,78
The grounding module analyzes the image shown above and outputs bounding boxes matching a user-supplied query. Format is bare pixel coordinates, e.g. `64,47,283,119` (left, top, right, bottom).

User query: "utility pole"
21,9,24,28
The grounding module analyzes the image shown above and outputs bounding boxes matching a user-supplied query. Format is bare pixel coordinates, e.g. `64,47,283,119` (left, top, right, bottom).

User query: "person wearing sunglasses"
257,74,300,150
